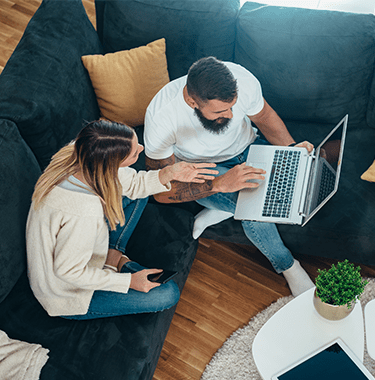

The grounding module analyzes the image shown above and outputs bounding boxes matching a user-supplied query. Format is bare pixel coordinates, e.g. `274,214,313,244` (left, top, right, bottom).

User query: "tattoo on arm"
167,180,215,203
145,155,174,170
145,155,217,203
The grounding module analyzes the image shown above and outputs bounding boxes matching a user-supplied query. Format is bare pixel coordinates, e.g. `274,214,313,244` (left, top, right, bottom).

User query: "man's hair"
32,119,134,229
186,57,238,104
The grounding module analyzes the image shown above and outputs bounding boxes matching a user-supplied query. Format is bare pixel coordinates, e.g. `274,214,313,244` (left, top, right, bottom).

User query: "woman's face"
119,134,144,168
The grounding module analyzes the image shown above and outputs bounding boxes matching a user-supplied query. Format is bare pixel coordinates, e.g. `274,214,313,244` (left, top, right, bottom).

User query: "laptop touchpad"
246,161,267,187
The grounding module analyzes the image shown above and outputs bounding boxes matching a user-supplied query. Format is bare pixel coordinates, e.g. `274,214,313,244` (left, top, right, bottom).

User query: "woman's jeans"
62,197,180,320
196,139,295,274
108,196,149,254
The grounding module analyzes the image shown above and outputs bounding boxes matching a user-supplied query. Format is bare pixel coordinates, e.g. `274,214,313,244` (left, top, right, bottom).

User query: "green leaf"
315,260,368,306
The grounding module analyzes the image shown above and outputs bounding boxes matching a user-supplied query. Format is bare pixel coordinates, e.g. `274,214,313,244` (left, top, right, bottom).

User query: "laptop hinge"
298,154,314,215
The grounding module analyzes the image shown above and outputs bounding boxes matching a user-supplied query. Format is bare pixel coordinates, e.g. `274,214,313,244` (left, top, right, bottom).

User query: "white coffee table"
252,287,364,380
365,299,375,360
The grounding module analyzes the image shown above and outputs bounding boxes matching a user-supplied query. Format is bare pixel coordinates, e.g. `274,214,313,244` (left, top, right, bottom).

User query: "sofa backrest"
367,72,375,128
0,119,41,303
95,0,240,81
235,2,375,127
0,0,103,170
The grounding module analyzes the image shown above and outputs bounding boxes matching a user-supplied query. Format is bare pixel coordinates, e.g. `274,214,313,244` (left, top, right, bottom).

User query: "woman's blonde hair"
32,120,135,229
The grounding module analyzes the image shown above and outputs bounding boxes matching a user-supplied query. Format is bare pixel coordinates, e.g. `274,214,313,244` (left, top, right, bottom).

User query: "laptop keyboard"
317,161,335,204
262,149,301,219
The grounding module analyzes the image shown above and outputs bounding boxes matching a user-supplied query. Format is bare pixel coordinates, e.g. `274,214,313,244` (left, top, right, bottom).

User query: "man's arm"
146,155,216,203
249,99,295,146
249,98,314,152
145,155,266,204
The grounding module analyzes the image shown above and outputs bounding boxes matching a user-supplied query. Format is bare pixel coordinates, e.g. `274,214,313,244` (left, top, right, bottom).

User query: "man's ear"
183,86,199,109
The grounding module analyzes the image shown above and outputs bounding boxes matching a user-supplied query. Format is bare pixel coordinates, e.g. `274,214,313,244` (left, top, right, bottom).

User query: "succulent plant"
315,259,368,309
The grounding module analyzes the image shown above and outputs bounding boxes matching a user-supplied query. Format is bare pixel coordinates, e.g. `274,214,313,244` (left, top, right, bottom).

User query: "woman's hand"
159,162,218,185
129,269,162,293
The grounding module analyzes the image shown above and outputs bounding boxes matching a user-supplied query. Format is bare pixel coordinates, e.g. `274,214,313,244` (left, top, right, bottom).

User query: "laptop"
234,114,348,226
271,338,375,380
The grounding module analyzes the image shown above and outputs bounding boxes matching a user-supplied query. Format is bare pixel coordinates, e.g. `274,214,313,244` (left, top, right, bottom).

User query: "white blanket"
0,330,49,380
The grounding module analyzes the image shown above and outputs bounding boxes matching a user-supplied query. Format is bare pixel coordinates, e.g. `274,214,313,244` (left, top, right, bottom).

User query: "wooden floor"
2,1,375,379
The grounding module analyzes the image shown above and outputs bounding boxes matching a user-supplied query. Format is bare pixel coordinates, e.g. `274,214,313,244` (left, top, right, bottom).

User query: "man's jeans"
62,197,180,320
196,139,295,273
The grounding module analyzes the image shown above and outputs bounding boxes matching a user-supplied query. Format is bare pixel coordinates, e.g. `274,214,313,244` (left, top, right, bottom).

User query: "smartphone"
147,270,178,284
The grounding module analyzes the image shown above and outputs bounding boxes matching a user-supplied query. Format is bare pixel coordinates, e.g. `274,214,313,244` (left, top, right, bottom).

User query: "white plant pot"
313,289,354,321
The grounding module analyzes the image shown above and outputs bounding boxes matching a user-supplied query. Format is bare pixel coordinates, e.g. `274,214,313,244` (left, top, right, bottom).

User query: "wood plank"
11,3,36,17
82,0,96,27
0,2,31,29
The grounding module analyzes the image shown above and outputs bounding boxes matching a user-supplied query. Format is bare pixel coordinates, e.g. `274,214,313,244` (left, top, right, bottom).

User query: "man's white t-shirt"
144,62,264,163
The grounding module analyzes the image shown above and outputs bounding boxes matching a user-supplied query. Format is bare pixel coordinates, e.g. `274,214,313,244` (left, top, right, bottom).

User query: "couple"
26,57,313,321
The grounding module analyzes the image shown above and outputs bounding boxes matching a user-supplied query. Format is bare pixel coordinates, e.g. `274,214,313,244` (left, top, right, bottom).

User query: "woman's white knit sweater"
26,167,170,317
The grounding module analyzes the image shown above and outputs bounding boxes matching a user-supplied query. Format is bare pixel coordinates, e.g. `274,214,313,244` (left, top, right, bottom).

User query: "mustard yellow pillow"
82,38,169,127
361,160,375,182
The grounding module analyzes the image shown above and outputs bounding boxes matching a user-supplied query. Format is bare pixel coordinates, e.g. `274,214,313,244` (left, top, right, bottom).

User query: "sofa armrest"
0,0,103,169
0,119,41,303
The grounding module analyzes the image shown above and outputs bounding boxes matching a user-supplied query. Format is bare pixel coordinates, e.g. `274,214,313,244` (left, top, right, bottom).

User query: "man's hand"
159,162,218,185
294,141,314,153
129,269,162,293
212,163,266,193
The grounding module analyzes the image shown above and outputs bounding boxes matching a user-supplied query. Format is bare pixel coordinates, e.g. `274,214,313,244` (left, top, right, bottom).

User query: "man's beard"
194,108,232,135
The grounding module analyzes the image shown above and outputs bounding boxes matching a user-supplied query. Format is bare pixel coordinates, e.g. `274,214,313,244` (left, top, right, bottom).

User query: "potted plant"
313,259,368,320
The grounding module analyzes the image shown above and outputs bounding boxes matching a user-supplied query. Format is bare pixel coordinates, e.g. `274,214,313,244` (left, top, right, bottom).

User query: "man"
144,57,314,296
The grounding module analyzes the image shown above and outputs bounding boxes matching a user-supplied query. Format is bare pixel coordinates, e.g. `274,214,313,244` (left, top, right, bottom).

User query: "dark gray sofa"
0,0,374,379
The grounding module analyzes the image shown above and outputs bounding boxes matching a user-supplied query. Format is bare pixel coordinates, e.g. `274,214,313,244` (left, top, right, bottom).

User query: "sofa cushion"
0,203,198,380
82,38,170,127
367,75,375,128
235,3,375,126
0,119,41,303
0,0,102,169
95,0,240,80
279,122,375,265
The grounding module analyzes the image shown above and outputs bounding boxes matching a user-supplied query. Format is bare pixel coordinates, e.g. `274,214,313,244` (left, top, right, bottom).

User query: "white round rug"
201,278,375,380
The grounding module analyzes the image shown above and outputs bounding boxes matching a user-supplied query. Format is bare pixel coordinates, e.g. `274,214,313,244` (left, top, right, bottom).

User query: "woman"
26,120,217,320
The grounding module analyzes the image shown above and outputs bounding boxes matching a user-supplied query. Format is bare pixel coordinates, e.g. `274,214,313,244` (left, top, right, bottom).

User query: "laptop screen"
303,115,348,225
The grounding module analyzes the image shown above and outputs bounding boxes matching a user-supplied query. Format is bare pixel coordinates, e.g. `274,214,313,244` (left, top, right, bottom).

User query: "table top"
252,287,364,380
